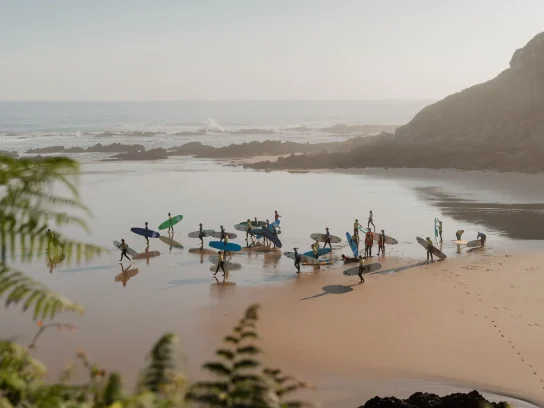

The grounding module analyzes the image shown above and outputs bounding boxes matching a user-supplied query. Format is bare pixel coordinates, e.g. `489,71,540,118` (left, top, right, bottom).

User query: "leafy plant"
186,304,311,408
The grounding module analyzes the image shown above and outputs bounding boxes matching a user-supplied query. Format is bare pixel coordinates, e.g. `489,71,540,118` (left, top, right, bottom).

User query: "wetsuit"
220,226,226,243
246,221,252,242
365,232,373,257
119,242,131,262
199,225,204,248
214,252,226,275
168,216,174,233
368,212,375,230
426,238,434,262
144,225,150,245
358,257,366,283
323,231,332,249
438,221,443,242
377,233,385,255
294,249,301,273
477,232,487,247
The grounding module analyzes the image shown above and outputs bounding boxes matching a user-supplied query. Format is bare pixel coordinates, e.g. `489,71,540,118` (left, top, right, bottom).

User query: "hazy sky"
1,0,543,101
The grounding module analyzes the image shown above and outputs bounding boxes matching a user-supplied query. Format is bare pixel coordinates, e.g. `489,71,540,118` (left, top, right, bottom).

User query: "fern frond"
0,265,83,320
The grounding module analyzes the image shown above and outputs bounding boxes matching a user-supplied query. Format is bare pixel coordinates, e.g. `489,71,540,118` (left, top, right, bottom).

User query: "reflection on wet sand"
416,187,544,239
114,263,139,287
210,276,236,299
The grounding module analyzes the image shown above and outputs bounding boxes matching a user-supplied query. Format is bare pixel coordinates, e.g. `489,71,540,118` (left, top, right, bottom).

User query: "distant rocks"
109,148,168,161
0,150,19,158
26,146,65,154
320,124,399,135
360,390,509,408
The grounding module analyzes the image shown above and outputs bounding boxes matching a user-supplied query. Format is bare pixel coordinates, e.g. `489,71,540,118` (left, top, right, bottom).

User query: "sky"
0,0,543,101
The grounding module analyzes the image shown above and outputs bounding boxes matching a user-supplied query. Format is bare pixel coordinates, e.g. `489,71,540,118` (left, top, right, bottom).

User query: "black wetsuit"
294,249,301,273
323,231,332,249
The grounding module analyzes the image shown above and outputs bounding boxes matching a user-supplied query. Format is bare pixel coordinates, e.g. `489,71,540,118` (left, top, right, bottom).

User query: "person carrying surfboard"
119,239,131,262
456,229,465,240
198,223,205,248
364,231,373,257
274,210,281,222
142,222,150,245
219,225,226,243
213,250,226,276
358,255,366,283
477,232,487,247
245,219,253,243
167,213,174,233
353,219,360,237
426,237,434,262
368,210,375,231
323,228,332,249
377,230,386,256
311,240,319,257
293,247,301,273
223,234,232,256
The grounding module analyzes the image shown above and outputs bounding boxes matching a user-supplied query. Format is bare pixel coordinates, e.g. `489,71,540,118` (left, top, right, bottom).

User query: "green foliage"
0,155,104,320
186,304,311,408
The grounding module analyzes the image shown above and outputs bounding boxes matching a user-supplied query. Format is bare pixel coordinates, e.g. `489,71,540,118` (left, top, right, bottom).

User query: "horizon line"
0,98,437,103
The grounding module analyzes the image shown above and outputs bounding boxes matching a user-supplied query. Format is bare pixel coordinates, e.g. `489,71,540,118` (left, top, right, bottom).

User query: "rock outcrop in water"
360,390,510,408
108,148,168,161
246,32,544,173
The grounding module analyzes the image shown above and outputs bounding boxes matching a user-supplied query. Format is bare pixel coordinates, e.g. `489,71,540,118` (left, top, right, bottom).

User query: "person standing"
377,230,386,256
219,225,226,243
368,210,375,231
293,247,301,273
358,255,366,283
245,219,252,244
438,220,443,243
354,219,360,237
144,222,150,245
198,223,205,249
311,240,320,257
274,210,281,222
365,230,373,257
323,228,332,249
426,237,434,262
119,239,131,262
214,251,226,276
477,232,487,247
167,213,174,233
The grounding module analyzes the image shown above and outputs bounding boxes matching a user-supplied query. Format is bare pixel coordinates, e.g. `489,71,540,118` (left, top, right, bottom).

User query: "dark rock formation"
26,146,65,154
320,124,399,135
95,131,120,137
360,390,510,408
109,148,168,161
64,147,85,153
86,143,145,153
0,150,19,158
248,32,544,173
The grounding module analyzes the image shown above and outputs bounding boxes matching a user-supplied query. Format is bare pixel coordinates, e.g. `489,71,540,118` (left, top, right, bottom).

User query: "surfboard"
343,262,382,276
303,247,332,258
358,225,369,234
132,251,161,260
283,251,319,265
416,236,447,260
466,240,482,248
158,215,183,230
371,232,398,245
270,219,280,227
131,227,160,238
346,232,359,257
208,256,242,270
248,228,264,236
159,236,184,248
262,229,282,248
310,233,342,243
453,240,468,245
211,231,237,239
209,241,242,252
113,241,138,257
188,230,215,238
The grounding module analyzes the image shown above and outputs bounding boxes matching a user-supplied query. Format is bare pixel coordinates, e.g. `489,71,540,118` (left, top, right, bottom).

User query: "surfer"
219,225,226,243
364,231,373,257
119,239,131,262
354,219,360,237
368,210,375,231
477,232,487,247
341,254,357,263
358,255,366,283
377,230,386,256
438,220,443,242
223,234,233,256
426,237,434,262
213,251,226,276
167,213,174,233
245,219,252,243
293,248,301,273
274,210,281,222
456,229,465,240
143,222,150,245
311,240,320,257
198,223,205,248
323,228,332,249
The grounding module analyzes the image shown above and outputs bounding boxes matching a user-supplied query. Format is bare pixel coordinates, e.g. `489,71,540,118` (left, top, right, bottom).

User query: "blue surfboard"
303,247,331,258
262,229,282,248
346,232,358,257
209,241,242,252
131,227,160,238
270,219,280,227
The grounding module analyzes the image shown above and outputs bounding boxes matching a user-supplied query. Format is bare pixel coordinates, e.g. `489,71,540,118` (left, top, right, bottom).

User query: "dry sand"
193,251,544,406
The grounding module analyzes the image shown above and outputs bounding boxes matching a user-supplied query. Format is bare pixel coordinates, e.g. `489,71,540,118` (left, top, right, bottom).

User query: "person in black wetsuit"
144,222,150,245
477,232,487,247
219,225,226,243
358,255,366,283
198,223,204,248
293,247,301,273
245,219,252,244
214,251,226,276
119,239,131,262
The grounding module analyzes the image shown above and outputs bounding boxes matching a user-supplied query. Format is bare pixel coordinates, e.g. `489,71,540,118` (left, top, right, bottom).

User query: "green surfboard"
158,215,183,230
